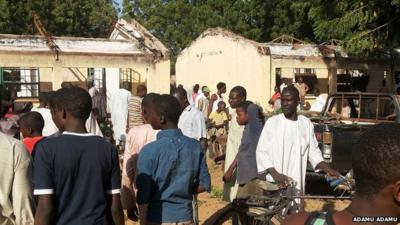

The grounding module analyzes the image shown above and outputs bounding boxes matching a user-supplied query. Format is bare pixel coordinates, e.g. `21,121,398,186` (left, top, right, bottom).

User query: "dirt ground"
126,159,350,225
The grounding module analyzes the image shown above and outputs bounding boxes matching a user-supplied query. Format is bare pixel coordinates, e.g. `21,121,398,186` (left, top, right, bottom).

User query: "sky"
113,0,123,15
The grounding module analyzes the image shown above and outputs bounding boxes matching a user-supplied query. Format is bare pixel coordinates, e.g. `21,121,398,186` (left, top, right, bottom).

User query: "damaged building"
0,18,170,107
176,28,400,110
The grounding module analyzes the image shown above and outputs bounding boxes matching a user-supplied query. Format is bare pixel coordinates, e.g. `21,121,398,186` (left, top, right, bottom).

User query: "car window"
327,97,358,119
327,96,397,121
378,97,397,121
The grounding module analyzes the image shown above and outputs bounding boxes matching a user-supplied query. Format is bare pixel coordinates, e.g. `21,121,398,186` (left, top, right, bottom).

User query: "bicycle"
204,175,354,225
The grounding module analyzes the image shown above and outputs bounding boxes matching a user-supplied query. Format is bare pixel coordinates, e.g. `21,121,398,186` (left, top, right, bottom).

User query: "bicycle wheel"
205,205,276,225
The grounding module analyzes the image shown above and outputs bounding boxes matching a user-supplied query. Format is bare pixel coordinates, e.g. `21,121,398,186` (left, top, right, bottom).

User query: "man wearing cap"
195,86,211,119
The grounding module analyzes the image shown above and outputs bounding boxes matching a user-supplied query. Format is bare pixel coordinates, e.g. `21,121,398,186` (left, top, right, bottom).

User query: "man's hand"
126,208,138,222
223,157,238,183
316,162,341,178
271,172,291,188
223,169,234,183
325,168,341,178
268,168,291,188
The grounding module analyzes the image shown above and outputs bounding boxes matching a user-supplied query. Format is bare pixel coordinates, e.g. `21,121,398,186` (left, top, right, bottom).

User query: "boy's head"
193,84,200,93
141,93,160,124
235,101,252,125
19,111,44,138
228,86,247,109
202,86,210,97
150,94,182,130
217,101,226,112
217,82,226,94
173,88,188,110
352,123,400,208
49,87,92,131
137,85,147,98
38,92,49,107
121,81,131,91
61,82,74,88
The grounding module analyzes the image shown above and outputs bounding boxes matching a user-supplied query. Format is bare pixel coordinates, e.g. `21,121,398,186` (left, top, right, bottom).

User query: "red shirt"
271,92,281,102
23,136,44,154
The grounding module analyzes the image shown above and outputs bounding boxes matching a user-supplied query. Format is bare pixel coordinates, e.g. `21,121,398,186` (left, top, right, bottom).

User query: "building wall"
176,35,271,109
271,57,332,94
151,59,171,94
0,51,170,95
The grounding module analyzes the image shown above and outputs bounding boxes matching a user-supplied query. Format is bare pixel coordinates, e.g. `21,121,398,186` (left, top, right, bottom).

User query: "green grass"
211,186,224,199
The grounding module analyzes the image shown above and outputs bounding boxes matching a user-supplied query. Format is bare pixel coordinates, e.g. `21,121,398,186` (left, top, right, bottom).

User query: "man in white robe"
309,88,326,112
110,83,131,145
256,86,340,203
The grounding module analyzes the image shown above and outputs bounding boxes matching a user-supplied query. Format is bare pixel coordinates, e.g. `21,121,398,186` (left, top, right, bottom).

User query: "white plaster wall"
149,59,170,94
176,35,271,109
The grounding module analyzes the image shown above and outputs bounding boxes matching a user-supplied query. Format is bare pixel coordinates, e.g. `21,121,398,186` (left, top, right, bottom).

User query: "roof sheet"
0,34,145,55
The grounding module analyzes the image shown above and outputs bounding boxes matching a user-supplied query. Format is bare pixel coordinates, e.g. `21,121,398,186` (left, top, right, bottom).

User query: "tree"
308,0,400,55
122,0,272,71
270,0,316,42
0,0,117,38
122,0,400,62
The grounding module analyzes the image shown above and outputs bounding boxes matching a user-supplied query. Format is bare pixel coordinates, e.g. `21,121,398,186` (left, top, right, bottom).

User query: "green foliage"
211,186,223,199
0,0,117,38
309,0,400,55
122,0,399,61
1,0,398,58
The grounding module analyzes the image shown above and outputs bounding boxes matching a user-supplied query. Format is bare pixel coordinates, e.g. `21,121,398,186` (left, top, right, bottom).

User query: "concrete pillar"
328,67,337,93
51,61,64,90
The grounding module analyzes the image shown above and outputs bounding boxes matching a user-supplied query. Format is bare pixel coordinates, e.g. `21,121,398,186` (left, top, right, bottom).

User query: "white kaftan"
178,105,207,140
32,107,59,136
110,88,131,145
256,114,324,195
223,109,244,202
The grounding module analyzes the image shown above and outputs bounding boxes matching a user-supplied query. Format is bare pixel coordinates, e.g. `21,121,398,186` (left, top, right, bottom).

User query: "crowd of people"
269,77,326,113
0,79,399,225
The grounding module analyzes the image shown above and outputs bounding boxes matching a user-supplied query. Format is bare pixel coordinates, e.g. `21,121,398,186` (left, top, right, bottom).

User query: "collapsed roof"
0,34,144,56
0,18,170,60
110,18,170,60
183,27,348,58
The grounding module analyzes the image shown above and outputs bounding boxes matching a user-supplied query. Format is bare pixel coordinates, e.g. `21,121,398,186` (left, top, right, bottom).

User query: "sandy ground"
126,159,350,225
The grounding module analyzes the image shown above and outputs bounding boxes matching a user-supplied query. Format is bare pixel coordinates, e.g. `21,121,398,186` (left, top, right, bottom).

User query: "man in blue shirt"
136,94,211,225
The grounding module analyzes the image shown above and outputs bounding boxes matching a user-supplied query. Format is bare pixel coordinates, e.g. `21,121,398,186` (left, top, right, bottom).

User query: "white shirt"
256,114,324,195
178,105,207,140
195,93,209,119
212,94,223,112
0,132,35,225
31,107,59,136
310,95,326,112
110,89,131,144
88,86,98,98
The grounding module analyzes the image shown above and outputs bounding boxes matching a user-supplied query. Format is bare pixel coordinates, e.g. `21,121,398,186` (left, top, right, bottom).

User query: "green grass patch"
211,186,223,199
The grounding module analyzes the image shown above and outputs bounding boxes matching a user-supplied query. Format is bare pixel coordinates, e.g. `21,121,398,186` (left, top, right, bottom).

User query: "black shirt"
33,132,121,225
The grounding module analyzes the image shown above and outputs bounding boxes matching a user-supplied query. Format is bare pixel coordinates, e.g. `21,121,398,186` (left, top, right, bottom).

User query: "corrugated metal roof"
0,34,145,55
